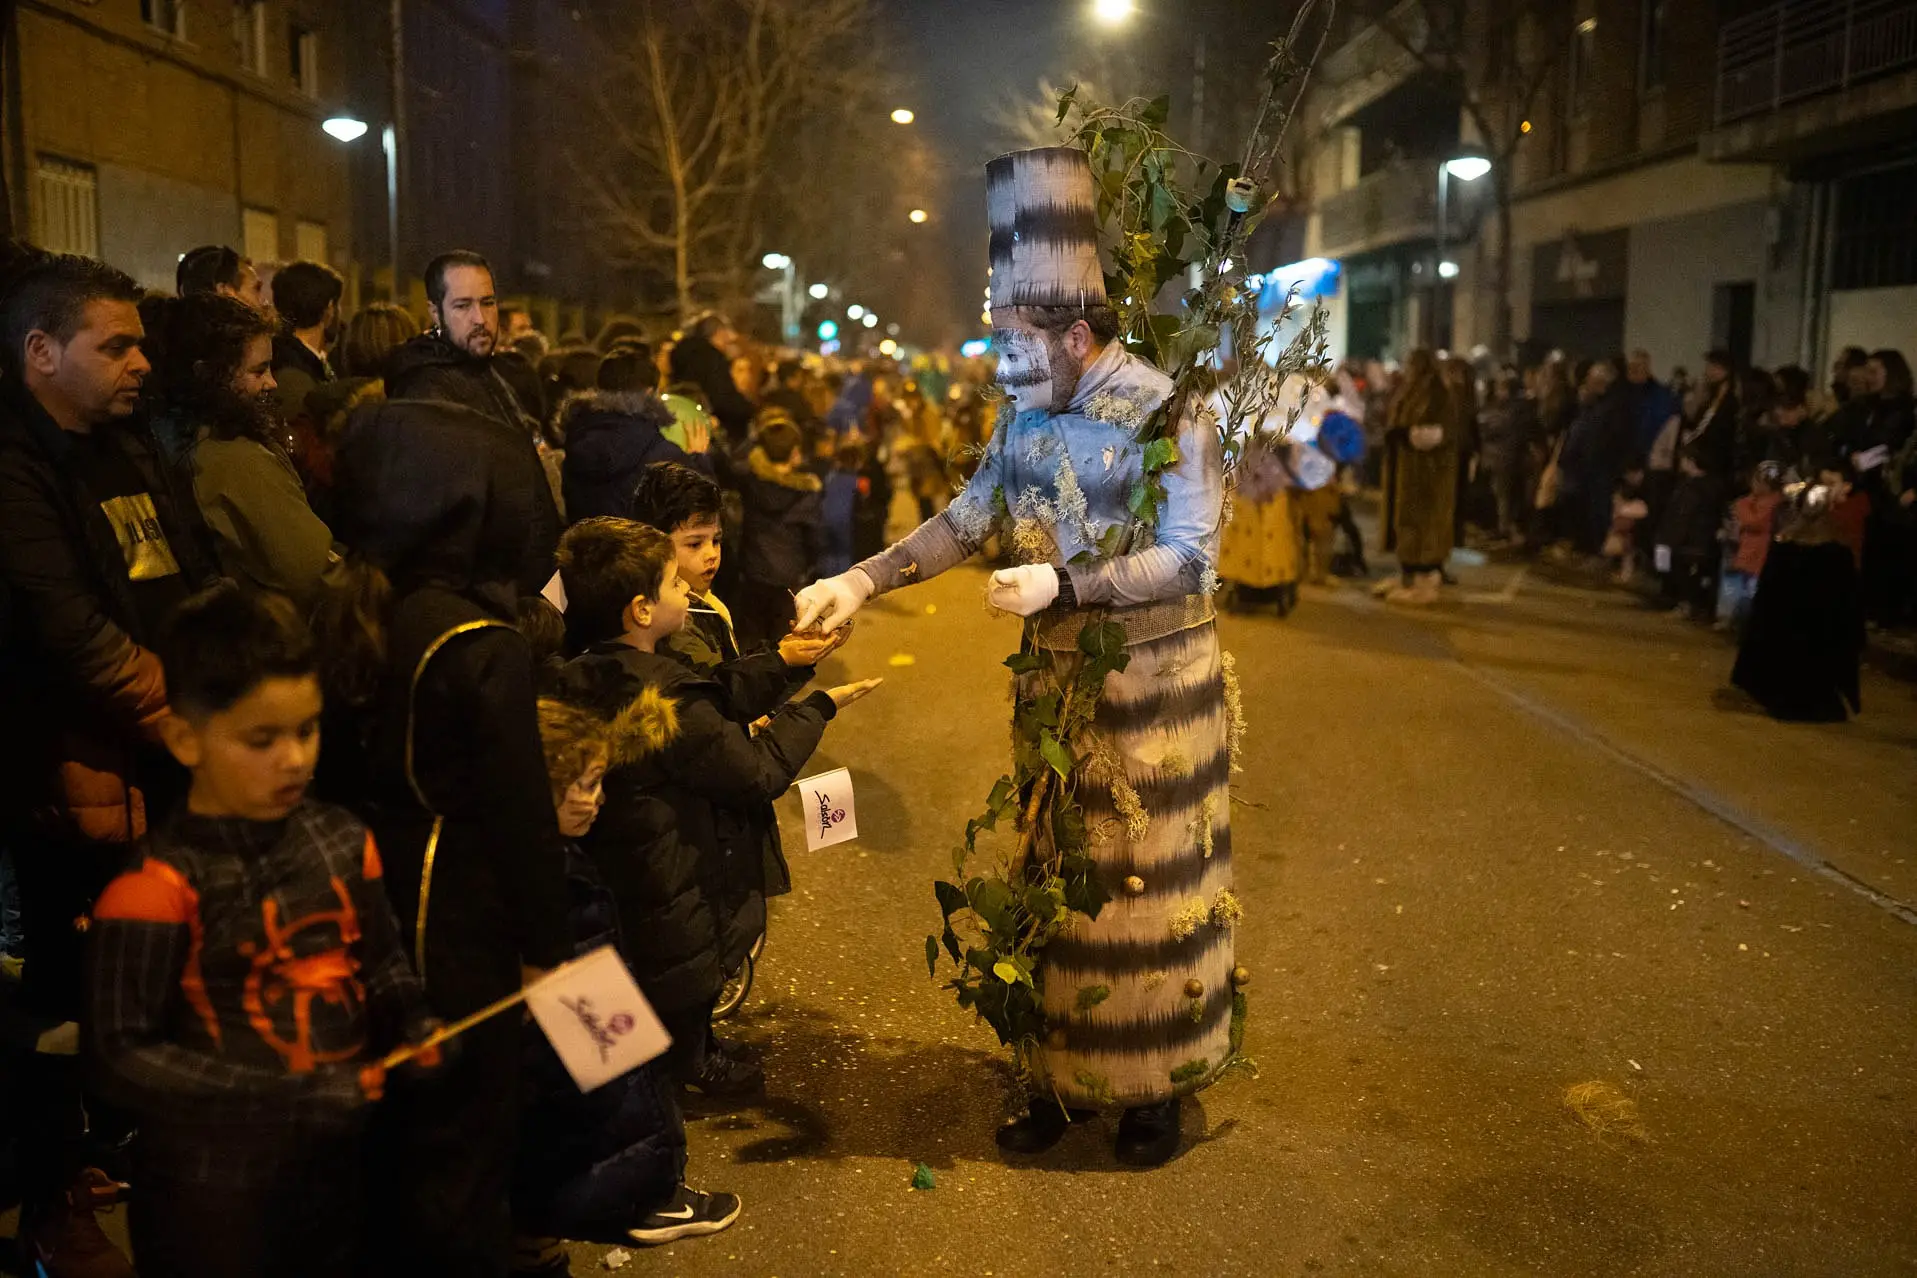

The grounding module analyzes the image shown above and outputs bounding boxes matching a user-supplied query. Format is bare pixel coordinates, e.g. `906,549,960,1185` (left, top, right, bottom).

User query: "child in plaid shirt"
85,585,441,1278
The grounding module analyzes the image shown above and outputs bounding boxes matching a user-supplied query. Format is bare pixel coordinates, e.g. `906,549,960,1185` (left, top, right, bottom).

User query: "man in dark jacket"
385,250,560,592
1558,359,1635,555
267,259,341,426
331,397,573,1277
559,350,712,521
0,252,218,1276
668,313,754,439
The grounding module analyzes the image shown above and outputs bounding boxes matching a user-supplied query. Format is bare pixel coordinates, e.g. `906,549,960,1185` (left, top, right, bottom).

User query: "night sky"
886,0,1071,328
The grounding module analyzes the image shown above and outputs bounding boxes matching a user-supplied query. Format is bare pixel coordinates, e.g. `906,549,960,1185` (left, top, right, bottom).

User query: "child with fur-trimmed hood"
511,695,744,1257
552,517,879,1099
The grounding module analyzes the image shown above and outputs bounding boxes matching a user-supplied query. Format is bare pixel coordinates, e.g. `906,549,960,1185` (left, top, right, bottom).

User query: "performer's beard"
993,325,1080,415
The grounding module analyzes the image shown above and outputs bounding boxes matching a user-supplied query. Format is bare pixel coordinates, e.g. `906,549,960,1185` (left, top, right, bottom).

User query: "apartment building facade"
6,0,357,292
1292,0,1916,376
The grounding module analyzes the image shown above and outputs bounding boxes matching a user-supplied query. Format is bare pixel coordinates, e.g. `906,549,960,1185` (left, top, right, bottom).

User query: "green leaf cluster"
925,625,1130,1049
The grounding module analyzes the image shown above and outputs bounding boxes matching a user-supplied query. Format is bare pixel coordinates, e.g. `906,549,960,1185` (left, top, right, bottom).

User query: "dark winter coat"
384,337,559,591
663,597,807,902
0,392,216,844
667,332,754,437
271,333,332,427
555,388,710,522
512,832,686,1238
341,390,557,595
332,398,572,1020
738,447,824,588
558,644,834,1009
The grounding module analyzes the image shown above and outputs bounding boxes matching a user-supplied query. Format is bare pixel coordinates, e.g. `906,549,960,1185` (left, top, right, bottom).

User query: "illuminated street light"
808,282,829,299
762,252,792,270
861,313,879,329
879,338,899,356
908,209,930,224
847,304,866,320
1444,155,1492,182
891,108,915,124
1093,0,1136,24
323,116,370,142
1437,260,1460,279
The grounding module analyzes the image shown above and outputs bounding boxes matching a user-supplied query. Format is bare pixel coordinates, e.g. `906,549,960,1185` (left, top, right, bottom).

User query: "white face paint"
992,324,1056,415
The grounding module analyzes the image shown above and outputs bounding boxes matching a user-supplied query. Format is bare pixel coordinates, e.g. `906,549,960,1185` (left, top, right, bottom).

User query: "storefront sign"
1532,228,1629,303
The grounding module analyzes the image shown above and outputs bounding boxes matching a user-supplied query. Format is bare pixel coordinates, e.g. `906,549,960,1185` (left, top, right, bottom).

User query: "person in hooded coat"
558,351,712,522
330,398,571,1278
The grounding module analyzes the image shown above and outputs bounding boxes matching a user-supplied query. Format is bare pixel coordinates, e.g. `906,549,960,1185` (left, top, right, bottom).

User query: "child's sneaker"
685,1046,763,1098
627,1185,742,1245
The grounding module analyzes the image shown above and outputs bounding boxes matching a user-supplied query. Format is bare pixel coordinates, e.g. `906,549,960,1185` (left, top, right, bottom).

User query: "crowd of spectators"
0,237,980,1277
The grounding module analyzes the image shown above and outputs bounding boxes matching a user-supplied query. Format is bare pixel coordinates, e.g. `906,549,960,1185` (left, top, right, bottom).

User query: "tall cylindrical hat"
986,147,1107,310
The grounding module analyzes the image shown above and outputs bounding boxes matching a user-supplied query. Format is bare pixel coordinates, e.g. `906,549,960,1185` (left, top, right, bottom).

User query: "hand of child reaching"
780,624,851,668
684,417,712,455
824,678,883,710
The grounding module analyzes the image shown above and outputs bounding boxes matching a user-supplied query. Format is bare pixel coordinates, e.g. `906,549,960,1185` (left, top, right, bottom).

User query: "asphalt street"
571,551,1917,1277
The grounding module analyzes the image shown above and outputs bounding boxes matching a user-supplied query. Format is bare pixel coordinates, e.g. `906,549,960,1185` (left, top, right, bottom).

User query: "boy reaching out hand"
554,518,878,1099
85,586,441,1278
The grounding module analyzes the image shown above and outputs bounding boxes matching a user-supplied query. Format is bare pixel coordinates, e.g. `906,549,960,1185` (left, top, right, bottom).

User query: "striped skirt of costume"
1024,600,1238,1108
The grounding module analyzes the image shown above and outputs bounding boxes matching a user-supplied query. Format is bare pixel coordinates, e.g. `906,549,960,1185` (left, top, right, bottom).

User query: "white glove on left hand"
987,564,1061,617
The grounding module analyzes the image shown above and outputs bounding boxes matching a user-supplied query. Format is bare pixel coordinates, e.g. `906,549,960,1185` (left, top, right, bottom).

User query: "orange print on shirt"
237,877,368,1073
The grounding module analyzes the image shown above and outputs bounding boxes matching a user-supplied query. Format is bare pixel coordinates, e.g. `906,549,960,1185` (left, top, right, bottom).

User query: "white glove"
793,568,875,632
987,564,1061,617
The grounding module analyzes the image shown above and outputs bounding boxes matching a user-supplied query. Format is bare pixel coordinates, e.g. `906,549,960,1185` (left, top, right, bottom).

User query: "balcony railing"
1317,161,1438,259
1716,0,1917,125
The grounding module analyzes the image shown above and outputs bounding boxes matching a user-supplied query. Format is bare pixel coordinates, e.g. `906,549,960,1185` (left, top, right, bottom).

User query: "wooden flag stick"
380,974,552,1071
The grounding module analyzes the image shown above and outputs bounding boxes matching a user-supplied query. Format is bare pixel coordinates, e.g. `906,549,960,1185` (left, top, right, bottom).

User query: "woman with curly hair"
139,291,338,607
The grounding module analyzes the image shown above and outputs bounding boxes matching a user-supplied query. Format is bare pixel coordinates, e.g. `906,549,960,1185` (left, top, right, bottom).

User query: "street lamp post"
762,252,799,343
1433,151,1491,348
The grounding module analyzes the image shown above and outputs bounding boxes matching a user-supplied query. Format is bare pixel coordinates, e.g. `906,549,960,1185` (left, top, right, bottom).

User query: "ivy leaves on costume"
928,619,1128,1054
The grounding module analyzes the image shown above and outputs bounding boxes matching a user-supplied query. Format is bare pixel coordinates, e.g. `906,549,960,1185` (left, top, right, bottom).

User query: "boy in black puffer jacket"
553,518,879,1099
511,697,740,1268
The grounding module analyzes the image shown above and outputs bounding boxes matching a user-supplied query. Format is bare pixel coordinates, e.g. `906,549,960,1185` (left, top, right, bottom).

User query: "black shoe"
627,1184,742,1246
685,1046,764,1098
995,1099,1093,1154
712,1033,761,1064
1114,1097,1182,1167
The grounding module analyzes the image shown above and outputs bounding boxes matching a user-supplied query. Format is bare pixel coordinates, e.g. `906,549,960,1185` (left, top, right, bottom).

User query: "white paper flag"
524,945,671,1092
796,767,859,851
540,570,568,613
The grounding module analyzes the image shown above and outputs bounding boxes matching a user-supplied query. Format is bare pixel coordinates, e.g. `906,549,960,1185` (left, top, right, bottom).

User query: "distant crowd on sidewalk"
1214,339,1912,721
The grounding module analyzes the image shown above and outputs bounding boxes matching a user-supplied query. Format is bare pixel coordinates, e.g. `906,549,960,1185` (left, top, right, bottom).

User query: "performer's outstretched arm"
795,428,1007,630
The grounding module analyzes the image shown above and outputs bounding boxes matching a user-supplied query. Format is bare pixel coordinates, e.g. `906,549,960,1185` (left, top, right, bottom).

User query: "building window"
1568,18,1597,116
1639,0,1668,93
34,158,98,257
289,24,318,97
242,207,280,266
140,0,187,39
1832,164,1917,291
235,2,269,76
295,220,328,265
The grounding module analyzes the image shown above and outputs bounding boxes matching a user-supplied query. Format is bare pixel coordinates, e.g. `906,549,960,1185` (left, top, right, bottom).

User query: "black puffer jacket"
556,644,835,1010
556,389,708,522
